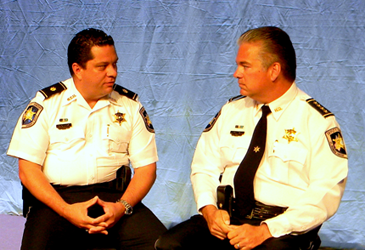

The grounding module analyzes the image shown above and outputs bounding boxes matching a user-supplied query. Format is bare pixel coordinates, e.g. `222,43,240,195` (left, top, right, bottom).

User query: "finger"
91,214,110,225
88,226,109,235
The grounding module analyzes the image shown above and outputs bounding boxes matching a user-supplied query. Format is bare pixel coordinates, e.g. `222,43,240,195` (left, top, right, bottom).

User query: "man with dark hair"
7,28,166,250
155,26,348,250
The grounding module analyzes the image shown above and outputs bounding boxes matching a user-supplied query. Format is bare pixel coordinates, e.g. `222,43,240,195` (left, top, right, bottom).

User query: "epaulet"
113,84,138,101
39,82,67,99
306,98,334,118
228,95,246,102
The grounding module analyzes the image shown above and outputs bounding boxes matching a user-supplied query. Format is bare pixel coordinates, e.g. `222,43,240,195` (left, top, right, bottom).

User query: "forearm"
119,163,157,207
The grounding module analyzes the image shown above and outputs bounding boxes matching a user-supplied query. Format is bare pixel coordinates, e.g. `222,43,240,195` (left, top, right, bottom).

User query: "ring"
236,243,240,249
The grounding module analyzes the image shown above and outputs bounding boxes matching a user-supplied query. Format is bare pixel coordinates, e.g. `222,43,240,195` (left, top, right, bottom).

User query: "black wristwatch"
116,199,133,215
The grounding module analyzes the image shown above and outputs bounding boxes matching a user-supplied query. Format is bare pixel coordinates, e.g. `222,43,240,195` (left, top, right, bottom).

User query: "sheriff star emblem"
325,127,347,158
283,128,299,144
113,112,126,126
22,102,43,129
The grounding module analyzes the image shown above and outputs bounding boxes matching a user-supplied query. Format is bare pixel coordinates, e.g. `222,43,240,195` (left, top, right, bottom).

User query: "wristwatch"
116,199,133,215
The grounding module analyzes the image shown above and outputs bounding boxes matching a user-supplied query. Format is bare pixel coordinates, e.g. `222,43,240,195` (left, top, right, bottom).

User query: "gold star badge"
283,128,299,144
23,108,36,122
253,146,260,153
113,112,126,126
22,102,43,129
333,134,345,152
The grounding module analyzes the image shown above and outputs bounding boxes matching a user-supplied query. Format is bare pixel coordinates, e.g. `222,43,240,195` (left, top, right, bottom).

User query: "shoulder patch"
113,85,138,101
306,98,333,118
325,127,347,159
229,95,246,103
39,82,67,99
139,107,155,133
22,102,43,129
203,110,222,132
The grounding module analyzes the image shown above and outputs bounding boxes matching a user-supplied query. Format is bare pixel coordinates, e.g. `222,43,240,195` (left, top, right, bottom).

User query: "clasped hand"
61,196,125,235
203,206,271,250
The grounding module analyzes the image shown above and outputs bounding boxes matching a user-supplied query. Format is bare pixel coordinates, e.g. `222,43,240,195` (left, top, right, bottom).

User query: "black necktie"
233,105,271,218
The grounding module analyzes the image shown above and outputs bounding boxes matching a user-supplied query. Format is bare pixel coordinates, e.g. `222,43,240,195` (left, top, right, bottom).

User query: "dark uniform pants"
155,215,320,250
21,184,167,250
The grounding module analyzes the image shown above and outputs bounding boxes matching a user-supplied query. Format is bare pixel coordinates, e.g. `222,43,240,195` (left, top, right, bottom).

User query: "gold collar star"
113,112,126,126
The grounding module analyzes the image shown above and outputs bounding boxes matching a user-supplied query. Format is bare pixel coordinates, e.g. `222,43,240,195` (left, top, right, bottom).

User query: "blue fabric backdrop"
1,0,364,248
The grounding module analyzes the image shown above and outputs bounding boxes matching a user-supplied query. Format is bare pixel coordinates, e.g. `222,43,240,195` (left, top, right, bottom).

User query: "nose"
107,64,117,78
233,66,241,78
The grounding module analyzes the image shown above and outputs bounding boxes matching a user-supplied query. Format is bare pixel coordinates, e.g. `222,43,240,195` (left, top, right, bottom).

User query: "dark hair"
238,26,296,82
67,28,115,75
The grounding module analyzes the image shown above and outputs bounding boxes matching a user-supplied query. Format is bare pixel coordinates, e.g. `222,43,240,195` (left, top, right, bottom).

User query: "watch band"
116,199,133,215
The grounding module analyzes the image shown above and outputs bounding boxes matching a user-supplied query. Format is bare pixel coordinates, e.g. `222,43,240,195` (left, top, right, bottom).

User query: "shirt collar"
61,78,112,110
267,82,298,120
253,82,298,120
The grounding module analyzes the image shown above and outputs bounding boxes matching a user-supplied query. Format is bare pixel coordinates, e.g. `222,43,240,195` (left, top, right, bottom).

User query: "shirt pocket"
48,127,85,161
49,126,85,147
268,142,308,185
102,125,130,153
220,135,251,165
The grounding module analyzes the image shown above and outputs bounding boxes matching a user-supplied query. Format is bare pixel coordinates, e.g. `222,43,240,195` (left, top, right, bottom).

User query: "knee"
154,235,181,250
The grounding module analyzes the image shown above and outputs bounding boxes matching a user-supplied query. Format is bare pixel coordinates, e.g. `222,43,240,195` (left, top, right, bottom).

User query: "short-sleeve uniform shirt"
8,78,158,186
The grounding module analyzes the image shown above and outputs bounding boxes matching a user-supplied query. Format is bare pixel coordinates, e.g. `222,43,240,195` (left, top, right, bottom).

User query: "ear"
269,62,281,82
72,63,83,80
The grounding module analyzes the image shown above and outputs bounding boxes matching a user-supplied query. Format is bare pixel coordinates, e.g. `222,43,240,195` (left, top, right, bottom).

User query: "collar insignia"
67,94,76,102
274,107,282,112
114,112,126,126
283,128,299,143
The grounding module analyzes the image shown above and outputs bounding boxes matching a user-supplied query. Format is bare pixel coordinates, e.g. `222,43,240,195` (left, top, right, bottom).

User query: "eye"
97,64,107,70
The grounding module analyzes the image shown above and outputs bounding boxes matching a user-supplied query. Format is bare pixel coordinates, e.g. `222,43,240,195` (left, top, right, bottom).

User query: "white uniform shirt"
191,83,348,237
8,78,158,186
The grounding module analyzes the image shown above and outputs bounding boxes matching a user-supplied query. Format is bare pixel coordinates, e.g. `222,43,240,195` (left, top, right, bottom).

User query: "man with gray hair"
155,26,348,250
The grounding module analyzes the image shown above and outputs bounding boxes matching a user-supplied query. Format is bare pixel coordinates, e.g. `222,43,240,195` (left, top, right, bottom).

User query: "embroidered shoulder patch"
139,107,155,133
306,98,333,118
113,85,138,101
22,102,43,129
39,82,67,99
325,127,347,159
203,110,222,132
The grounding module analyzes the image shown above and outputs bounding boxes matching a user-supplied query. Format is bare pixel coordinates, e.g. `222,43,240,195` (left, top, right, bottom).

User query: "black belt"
232,200,287,220
217,185,287,221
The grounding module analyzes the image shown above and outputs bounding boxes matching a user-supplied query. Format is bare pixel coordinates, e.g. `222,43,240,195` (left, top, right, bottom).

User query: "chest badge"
283,128,299,144
114,112,126,126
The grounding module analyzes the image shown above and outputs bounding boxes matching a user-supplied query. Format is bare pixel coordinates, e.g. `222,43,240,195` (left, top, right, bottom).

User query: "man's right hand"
201,205,231,240
61,196,109,235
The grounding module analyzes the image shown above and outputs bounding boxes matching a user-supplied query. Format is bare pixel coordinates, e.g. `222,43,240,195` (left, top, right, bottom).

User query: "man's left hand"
227,223,272,249
88,197,125,234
